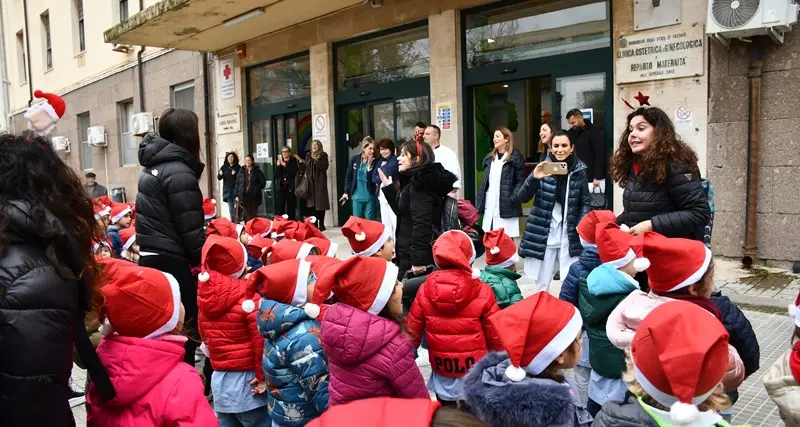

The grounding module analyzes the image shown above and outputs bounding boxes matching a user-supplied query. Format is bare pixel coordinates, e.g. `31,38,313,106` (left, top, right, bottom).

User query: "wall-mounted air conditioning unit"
131,112,154,136
52,136,70,152
707,0,799,45
88,126,107,147
112,43,133,53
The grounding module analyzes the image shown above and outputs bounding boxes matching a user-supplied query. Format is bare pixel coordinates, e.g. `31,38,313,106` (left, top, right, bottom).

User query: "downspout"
742,42,763,268
22,0,33,106
137,0,146,113
0,0,12,131
202,52,214,196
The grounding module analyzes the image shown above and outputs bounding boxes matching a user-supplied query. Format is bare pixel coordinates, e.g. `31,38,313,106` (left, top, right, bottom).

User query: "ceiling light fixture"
223,7,265,28
503,84,508,88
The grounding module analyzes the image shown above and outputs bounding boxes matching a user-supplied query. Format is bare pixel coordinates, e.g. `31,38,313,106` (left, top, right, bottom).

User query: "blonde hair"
491,126,515,159
622,354,731,412
362,136,375,148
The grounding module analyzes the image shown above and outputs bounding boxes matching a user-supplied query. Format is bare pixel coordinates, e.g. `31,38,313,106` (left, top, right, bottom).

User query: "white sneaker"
68,386,86,408
415,348,430,367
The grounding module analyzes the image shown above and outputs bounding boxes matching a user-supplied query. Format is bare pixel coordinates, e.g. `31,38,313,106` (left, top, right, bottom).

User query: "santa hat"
789,291,800,328
289,218,328,241
635,232,712,294
199,235,247,281
245,234,274,259
95,195,113,207
92,239,112,254
489,292,582,381
269,239,318,265
307,256,398,319
306,237,338,258
242,259,313,313
433,230,480,278
306,255,342,277
206,217,244,240
119,227,136,252
245,217,273,238
576,210,616,247
305,397,441,427
98,263,182,339
342,217,391,257
270,215,295,239
109,203,132,225
482,228,519,268
25,90,66,135
202,198,216,220
596,222,650,272
94,202,111,221
632,301,730,424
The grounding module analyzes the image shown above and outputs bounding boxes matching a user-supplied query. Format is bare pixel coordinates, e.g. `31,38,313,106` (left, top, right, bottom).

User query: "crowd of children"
81,200,800,427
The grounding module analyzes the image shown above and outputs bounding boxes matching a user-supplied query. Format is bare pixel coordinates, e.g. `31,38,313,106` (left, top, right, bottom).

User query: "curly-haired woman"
0,133,113,426
610,106,709,240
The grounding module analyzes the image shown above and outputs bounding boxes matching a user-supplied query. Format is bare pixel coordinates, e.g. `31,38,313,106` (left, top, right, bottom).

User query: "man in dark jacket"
567,109,606,189
83,172,108,198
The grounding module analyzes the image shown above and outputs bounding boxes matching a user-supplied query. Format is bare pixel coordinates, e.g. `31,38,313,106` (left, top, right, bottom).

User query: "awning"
104,0,364,52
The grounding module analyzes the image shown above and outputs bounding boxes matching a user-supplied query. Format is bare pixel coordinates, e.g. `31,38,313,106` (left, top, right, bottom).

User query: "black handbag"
590,187,607,210
295,167,313,200
401,265,437,313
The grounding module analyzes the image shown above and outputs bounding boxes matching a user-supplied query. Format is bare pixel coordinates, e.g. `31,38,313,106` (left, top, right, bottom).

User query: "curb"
724,288,793,312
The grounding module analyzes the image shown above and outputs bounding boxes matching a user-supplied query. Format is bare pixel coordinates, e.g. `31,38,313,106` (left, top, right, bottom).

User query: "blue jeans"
352,198,377,220
224,187,236,219
217,407,270,427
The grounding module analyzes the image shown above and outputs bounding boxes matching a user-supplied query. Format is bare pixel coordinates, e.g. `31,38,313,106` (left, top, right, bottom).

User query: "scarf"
554,153,576,216
632,159,642,176
311,149,322,160
663,288,723,321
790,341,800,383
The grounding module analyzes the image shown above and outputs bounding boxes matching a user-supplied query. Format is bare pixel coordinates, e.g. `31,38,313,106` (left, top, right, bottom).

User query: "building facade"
99,0,800,266
2,0,211,202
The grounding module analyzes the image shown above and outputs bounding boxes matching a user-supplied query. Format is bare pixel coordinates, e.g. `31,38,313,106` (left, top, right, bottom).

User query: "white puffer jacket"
762,348,800,427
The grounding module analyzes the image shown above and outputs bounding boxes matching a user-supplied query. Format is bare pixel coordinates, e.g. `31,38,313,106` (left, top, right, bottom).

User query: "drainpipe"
742,42,763,268
202,52,214,196
22,0,33,107
137,0,146,113
0,0,12,131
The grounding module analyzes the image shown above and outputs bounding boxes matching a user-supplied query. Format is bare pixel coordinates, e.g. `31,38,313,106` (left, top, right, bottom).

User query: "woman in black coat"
476,126,525,238
303,140,331,230
136,108,206,364
275,146,300,220
0,133,113,426
235,154,267,222
217,152,241,219
378,140,456,280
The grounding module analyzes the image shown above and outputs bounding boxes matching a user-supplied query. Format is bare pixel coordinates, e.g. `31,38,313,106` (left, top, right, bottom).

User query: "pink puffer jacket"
320,303,429,406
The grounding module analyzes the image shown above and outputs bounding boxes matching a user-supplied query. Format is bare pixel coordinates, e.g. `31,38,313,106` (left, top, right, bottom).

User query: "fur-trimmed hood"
463,351,592,427
400,162,456,198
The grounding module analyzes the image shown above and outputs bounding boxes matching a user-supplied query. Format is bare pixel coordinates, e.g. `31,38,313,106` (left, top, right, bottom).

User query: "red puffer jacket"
197,270,264,380
405,269,503,378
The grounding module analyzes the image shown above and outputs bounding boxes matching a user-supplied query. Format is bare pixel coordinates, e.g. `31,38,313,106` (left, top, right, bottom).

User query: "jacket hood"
587,264,639,297
402,162,456,197
483,266,522,281
464,351,578,427
578,246,602,270
197,270,247,318
592,397,657,427
257,299,314,340
483,148,525,169
422,270,482,315
138,133,205,178
91,334,186,407
321,303,401,365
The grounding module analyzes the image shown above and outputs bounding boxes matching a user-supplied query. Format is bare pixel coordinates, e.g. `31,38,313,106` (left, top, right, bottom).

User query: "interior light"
487,38,496,43
503,84,508,88
223,8,265,28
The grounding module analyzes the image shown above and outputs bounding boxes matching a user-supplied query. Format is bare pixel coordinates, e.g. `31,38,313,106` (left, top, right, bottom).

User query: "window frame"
118,101,137,166
76,0,85,53
119,0,129,22
78,112,92,171
16,30,26,83
41,11,52,71
172,81,195,111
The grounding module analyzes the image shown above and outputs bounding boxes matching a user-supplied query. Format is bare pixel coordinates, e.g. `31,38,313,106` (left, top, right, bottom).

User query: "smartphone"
541,161,569,175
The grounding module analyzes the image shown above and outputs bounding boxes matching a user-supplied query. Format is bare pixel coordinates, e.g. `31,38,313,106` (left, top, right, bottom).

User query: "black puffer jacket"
136,134,205,266
513,156,591,260
0,201,83,426
235,166,267,206
616,164,709,240
382,163,456,272
475,149,525,218
711,292,760,377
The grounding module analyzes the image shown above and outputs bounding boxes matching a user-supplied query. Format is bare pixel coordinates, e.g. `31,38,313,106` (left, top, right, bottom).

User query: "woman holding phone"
512,129,591,292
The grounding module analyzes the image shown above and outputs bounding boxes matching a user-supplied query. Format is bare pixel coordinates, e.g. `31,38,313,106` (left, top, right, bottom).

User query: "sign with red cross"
220,59,235,100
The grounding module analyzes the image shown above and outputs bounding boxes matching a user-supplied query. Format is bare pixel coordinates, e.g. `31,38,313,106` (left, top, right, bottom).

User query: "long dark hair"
399,139,434,170
0,133,101,309
158,108,201,159
225,151,239,165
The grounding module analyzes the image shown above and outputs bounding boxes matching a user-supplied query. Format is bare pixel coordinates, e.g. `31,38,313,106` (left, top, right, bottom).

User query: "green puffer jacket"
479,267,523,309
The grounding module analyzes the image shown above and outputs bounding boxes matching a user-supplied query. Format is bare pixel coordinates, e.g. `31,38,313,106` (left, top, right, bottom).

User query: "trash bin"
110,186,127,203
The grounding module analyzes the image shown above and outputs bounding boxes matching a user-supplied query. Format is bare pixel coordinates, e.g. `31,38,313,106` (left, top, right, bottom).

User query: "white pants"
378,191,396,239
524,246,579,293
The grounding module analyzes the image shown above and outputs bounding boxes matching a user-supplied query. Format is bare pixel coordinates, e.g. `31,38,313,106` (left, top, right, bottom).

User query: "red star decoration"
634,91,650,106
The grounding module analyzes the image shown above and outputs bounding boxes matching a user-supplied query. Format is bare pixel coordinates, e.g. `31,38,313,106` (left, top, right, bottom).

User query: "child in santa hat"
405,230,503,406
479,228,523,309
196,235,269,425
594,301,737,427
244,234,275,271
202,197,217,225
305,397,487,427
341,216,394,261
107,202,133,258
268,238,320,265
93,240,113,258
307,256,428,405
762,291,800,426
270,215,297,241
118,228,139,264
464,292,592,427
86,262,216,426
288,216,327,241
305,236,338,258
243,259,330,426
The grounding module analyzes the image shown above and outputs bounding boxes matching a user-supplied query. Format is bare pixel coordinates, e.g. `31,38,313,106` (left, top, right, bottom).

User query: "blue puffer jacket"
513,156,591,260
107,225,123,258
257,300,329,427
710,292,760,377
560,247,601,306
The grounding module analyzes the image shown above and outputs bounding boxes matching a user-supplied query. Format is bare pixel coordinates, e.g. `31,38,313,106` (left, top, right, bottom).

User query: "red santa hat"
289,218,327,241
245,217,273,238
199,235,247,281
127,202,136,216
634,232,712,294
109,203,132,225
596,222,650,272
95,195,113,207
206,217,244,240
432,230,480,278
306,256,398,319
119,227,137,252
306,255,342,278
341,217,391,257
789,291,800,328
489,292,583,381
92,238,112,254
270,215,296,239
25,90,66,135
245,234,274,259
576,210,616,247
269,239,318,265
94,202,111,221
632,301,730,424
305,397,442,427
306,237,338,258
242,259,313,313
202,198,216,220
482,228,519,268
97,262,182,339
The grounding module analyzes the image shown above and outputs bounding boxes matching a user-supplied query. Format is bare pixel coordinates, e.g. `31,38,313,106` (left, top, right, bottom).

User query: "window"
74,0,85,53
16,31,26,83
119,101,136,165
79,113,92,170
41,11,52,70
248,55,311,107
172,81,195,111
119,0,129,22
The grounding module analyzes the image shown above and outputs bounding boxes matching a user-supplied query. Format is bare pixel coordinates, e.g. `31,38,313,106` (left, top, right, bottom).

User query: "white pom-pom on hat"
282,214,289,219
211,199,216,205
633,257,651,272
99,319,115,336
355,232,367,242
505,365,526,382
490,246,500,255
789,303,798,317
304,303,320,319
198,271,210,282
620,224,631,233
472,268,482,279
241,299,255,313
308,216,317,224
670,401,700,424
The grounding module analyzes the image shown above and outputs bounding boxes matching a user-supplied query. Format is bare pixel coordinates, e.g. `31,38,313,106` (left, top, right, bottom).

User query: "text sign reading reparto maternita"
616,25,705,84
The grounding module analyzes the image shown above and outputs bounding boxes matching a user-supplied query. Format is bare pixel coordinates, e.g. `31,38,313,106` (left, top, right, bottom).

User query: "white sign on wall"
313,114,328,142
215,108,241,135
219,59,235,100
616,25,705,84
674,105,693,131
436,103,452,130
256,143,269,159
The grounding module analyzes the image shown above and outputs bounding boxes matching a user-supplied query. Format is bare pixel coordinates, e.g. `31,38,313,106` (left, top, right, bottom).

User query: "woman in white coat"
476,126,525,238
